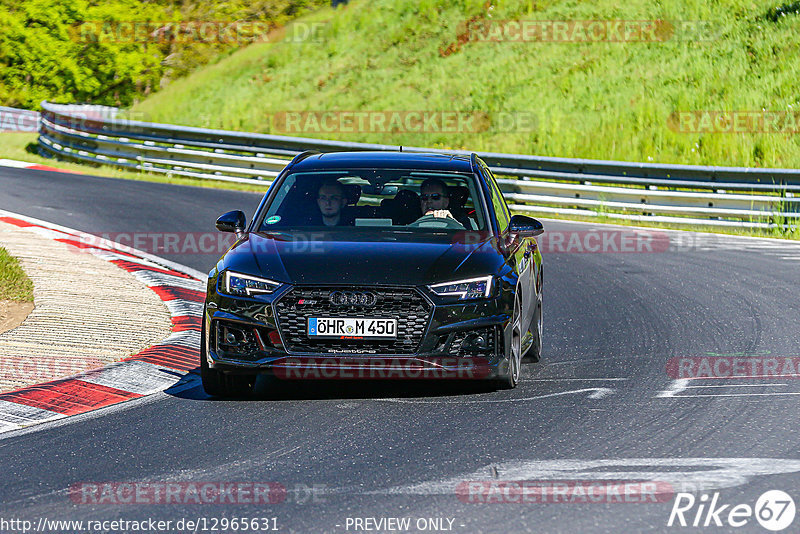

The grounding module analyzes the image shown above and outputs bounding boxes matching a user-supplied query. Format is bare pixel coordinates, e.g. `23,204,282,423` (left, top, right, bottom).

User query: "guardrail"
29,101,800,229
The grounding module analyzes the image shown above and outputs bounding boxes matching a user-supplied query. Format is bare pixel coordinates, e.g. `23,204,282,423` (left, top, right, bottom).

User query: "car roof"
289,151,474,174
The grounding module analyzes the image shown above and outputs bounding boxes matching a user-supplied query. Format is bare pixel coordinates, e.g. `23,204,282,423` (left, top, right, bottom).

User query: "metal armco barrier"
29,101,800,228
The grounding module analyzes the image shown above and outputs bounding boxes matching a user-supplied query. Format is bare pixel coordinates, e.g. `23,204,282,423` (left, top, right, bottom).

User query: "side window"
484,166,511,233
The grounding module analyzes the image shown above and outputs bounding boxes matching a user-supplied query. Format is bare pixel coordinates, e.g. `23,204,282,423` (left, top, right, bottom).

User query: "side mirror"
216,210,246,236
509,215,544,237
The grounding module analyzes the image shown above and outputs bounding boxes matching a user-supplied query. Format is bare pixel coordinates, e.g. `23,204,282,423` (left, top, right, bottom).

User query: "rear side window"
484,166,511,233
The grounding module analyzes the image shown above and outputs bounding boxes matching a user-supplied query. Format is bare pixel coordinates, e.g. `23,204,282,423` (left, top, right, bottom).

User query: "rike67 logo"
668,490,796,531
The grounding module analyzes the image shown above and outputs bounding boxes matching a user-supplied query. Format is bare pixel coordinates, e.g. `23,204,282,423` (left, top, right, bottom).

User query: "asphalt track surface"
2,167,800,533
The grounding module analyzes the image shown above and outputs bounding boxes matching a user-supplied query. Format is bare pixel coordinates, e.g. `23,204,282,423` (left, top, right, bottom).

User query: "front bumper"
203,284,513,381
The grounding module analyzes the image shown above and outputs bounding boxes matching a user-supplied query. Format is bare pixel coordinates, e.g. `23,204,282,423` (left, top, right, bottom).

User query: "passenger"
312,180,352,226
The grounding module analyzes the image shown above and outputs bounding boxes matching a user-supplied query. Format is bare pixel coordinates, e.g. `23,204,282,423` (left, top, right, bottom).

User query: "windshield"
256,169,487,235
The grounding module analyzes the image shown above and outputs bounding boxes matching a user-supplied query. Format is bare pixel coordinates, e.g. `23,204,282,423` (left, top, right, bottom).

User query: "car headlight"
223,271,281,297
428,276,493,300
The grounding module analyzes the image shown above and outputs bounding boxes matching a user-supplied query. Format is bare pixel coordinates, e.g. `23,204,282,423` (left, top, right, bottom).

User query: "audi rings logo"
329,291,378,307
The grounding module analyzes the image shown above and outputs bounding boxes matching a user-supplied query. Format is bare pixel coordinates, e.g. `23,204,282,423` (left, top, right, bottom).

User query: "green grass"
130,0,800,168
0,247,33,302
0,133,270,192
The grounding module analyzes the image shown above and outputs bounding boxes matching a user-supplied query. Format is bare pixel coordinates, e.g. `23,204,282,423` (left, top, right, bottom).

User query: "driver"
419,178,468,228
419,178,456,220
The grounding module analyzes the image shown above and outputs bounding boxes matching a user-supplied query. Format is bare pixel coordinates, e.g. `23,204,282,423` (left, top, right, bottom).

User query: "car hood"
220,231,502,286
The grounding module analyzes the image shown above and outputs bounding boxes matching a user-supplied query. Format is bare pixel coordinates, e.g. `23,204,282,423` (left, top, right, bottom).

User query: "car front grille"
274,286,432,354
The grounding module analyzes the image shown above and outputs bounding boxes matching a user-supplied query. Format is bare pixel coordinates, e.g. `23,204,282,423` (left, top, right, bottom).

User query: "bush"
0,0,325,109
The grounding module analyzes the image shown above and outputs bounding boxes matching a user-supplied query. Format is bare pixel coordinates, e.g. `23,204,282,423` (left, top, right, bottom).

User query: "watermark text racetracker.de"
0,358,104,384
1,107,146,134
456,480,674,503
669,111,800,134
0,109,38,133
72,229,710,256
70,20,327,44
459,20,718,43
269,111,537,134
667,355,800,379
535,229,670,253
69,481,326,505
498,229,712,254
274,357,490,380
75,232,241,256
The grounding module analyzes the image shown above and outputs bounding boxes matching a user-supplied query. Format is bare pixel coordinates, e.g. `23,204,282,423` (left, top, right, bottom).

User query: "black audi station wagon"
202,151,544,396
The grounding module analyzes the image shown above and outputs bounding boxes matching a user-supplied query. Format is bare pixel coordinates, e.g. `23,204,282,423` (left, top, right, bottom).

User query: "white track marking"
656,379,690,398
0,400,62,424
373,458,800,496
684,383,787,388
78,361,187,395
378,387,615,404
161,330,201,348
659,380,800,398
0,159,36,168
525,378,627,382
0,421,18,432
0,400,65,433
671,392,800,398
132,270,205,291
165,299,203,317
681,374,800,380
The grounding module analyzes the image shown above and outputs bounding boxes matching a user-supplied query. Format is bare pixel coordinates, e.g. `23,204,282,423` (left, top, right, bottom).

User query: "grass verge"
0,247,33,302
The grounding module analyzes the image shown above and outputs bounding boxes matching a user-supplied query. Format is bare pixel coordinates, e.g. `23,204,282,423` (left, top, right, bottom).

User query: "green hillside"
130,0,800,168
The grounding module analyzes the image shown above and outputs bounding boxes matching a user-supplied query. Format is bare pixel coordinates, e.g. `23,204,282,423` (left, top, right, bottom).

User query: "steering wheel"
407,214,466,230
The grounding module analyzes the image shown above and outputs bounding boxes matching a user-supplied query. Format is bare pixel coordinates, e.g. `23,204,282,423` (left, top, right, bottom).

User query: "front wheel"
496,296,523,390
526,293,543,363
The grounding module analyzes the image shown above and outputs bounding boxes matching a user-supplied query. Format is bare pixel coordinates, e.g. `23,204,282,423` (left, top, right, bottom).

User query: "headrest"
394,189,419,206
343,183,362,205
449,185,469,208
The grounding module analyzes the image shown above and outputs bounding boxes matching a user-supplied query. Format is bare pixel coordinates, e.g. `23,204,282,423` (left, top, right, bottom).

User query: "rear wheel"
200,313,255,398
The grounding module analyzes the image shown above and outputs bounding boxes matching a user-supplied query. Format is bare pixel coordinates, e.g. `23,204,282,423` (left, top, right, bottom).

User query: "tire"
496,296,523,390
200,313,255,398
527,293,543,363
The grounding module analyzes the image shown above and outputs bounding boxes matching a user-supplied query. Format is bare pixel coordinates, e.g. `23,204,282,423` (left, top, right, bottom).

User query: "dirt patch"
0,300,34,334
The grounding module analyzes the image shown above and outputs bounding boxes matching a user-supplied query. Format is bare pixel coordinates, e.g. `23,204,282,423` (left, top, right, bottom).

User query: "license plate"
308,318,397,338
